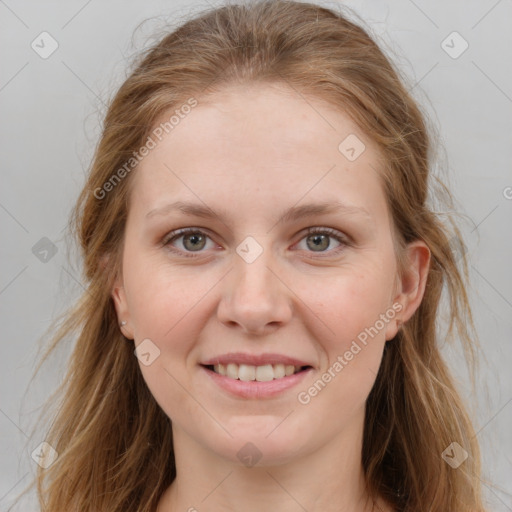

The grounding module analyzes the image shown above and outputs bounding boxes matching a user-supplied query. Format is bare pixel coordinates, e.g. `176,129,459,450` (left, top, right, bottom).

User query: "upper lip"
201,352,313,367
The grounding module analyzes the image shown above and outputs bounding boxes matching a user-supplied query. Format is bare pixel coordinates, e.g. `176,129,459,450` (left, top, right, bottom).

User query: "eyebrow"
145,200,371,224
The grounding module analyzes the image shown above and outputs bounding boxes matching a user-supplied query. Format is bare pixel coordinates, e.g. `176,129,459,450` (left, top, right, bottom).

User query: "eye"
294,227,348,255
162,226,349,257
163,228,217,256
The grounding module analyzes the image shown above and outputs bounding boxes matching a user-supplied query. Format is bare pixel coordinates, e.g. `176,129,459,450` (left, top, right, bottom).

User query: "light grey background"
1,0,511,510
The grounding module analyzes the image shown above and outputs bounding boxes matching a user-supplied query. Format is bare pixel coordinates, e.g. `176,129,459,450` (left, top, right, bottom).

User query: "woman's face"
112,83,425,466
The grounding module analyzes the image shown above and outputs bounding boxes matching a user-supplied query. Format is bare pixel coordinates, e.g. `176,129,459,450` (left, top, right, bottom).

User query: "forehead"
129,83,387,222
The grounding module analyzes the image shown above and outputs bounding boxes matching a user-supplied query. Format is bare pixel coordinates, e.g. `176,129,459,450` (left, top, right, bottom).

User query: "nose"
216,247,293,336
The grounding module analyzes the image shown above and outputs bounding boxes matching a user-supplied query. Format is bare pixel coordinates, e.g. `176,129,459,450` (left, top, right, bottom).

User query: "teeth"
212,363,303,381
255,364,274,382
238,364,255,381
273,364,285,379
226,363,238,379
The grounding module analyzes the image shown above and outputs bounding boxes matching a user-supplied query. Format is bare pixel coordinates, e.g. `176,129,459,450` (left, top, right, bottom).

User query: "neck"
158,409,388,512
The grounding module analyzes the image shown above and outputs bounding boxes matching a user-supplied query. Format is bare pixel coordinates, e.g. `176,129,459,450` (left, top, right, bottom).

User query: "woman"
20,1,486,510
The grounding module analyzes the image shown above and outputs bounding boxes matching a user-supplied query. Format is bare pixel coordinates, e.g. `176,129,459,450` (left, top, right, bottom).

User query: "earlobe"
112,276,134,340
386,240,431,340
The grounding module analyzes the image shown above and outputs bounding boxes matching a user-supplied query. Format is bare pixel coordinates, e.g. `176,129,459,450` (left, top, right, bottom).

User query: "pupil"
184,233,205,251
309,234,328,251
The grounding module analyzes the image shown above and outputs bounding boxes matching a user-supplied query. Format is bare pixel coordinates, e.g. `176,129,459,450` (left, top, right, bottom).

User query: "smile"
204,363,308,381
200,362,313,399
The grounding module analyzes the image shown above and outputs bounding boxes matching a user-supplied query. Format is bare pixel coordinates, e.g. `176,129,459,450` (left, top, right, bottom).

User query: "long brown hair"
13,1,486,510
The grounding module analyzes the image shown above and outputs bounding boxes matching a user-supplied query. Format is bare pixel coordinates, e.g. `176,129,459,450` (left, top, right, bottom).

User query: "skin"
112,82,430,512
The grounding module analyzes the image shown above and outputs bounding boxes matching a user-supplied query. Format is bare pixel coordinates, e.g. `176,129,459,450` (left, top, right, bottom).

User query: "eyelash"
161,227,350,258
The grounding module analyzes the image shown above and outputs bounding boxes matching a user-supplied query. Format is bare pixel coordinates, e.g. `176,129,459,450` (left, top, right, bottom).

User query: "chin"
204,420,315,468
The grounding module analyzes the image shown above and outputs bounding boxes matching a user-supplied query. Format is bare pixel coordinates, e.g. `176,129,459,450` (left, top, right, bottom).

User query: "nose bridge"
235,245,274,295
217,236,292,333
234,236,280,303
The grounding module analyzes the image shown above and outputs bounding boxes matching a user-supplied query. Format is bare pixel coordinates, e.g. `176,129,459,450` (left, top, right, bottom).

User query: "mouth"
201,363,312,382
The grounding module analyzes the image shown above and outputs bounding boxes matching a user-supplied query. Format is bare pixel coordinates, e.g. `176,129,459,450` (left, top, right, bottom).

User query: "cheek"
295,276,391,422
306,268,394,348
122,255,210,417
299,265,395,408
122,247,210,342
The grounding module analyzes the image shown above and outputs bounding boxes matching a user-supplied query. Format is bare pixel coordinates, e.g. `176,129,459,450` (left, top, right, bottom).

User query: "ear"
111,269,134,340
385,240,431,341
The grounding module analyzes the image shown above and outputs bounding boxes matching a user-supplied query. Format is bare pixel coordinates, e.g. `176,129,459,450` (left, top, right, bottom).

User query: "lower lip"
200,365,313,399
